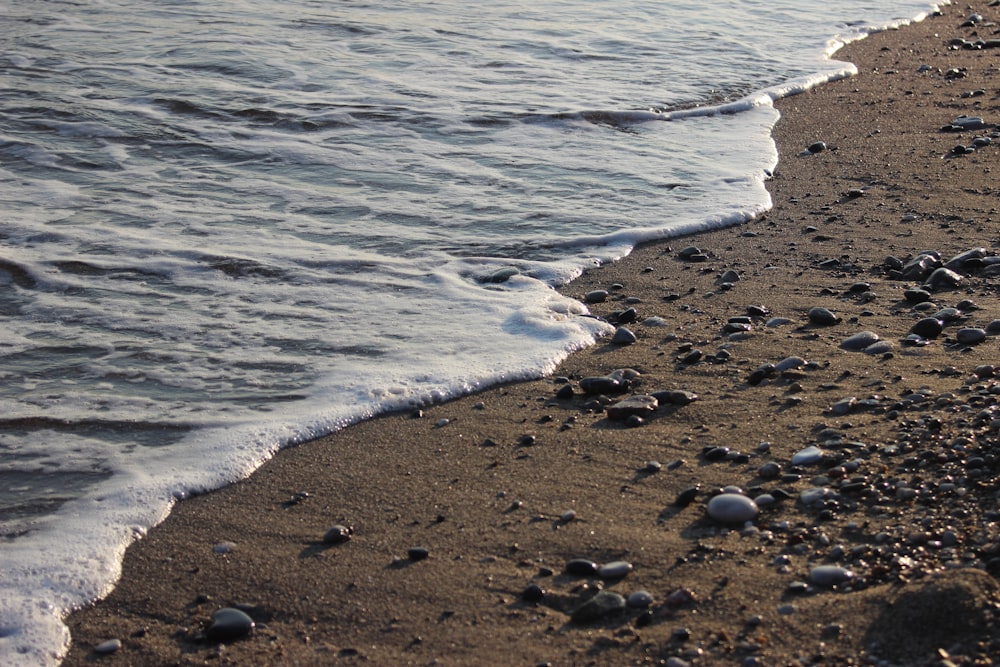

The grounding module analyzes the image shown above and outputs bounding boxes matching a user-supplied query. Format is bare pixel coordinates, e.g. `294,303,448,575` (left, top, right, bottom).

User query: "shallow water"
0,0,943,663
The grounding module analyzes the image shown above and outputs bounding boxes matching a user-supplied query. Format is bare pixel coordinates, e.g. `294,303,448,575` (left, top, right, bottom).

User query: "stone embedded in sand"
584,289,608,303
571,590,626,623
206,607,255,641
807,140,827,153
706,493,759,524
807,307,840,326
808,565,855,587
522,583,545,602
840,331,879,351
675,486,699,507
606,395,657,421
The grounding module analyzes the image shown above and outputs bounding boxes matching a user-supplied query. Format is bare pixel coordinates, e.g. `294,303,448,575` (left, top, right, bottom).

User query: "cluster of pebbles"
522,233,1000,664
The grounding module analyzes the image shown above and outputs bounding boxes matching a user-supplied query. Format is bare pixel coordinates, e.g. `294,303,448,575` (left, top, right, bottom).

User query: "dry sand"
64,4,1000,665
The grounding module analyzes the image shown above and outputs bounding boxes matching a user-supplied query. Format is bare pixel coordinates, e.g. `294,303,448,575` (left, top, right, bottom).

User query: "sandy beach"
64,3,1000,665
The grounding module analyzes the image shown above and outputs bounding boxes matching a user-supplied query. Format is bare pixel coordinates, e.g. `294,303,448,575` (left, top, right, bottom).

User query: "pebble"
565,558,598,576
706,493,759,524
807,307,840,326
611,326,637,345
584,289,608,303
807,141,827,153
956,327,986,345
598,560,633,579
911,317,943,338
522,583,545,602
323,525,353,545
206,607,255,641
571,590,626,623
924,267,964,290
791,446,824,466
485,267,519,283
808,565,855,587
758,462,781,479
94,639,122,654
774,356,806,371
606,394,658,420
840,331,879,351
408,546,430,561
627,590,654,608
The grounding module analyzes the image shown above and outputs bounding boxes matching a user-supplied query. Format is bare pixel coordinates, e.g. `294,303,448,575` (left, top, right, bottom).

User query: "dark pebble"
675,486,699,507
206,608,255,641
565,558,599,576
807,307,841,326
571,591,626,623
408,547,430,561
522,583,545,602
322,524,353,545
910,317,943,338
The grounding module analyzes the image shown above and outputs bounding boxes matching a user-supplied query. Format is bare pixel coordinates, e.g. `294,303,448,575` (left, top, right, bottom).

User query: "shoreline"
63,4,1000,666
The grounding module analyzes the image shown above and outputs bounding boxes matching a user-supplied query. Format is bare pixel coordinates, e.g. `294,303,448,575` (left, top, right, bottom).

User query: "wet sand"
64,4,1000,665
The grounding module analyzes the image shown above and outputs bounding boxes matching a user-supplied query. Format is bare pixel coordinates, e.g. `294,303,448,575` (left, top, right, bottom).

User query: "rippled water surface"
0,0,942,663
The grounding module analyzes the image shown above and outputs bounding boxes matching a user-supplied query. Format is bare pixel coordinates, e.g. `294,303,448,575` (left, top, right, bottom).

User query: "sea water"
0,0,944,663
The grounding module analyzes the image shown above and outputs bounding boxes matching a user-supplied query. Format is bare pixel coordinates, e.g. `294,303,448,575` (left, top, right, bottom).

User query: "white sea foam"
0,0,946,663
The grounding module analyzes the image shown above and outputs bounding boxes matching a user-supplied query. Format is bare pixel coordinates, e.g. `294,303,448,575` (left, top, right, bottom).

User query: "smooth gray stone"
626,590,654,608
485,267,519,283
807,307,840,326
775,356,806,371
864,341,894,355
924,267,964,290
584,289,609,303
808,565,855,587
706,493,759,523
791,446,823,466
598,560,633,579
94,639,122,654
571,590,626,623
956,327,986,345
841,331,879,351
611,326,637,344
